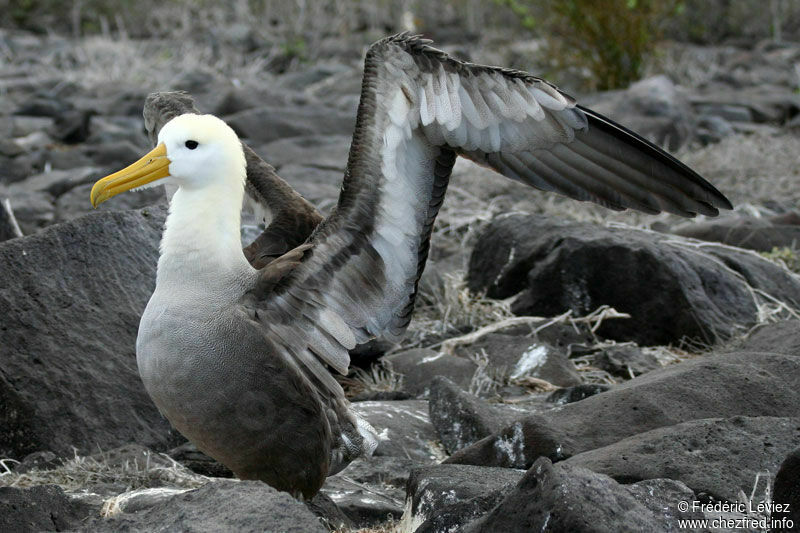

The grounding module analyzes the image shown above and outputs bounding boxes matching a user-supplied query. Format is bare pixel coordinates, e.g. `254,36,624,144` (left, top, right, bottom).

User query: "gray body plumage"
135,33,731,500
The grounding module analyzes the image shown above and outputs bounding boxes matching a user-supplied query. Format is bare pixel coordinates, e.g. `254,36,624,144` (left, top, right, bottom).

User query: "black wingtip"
576,105,733,213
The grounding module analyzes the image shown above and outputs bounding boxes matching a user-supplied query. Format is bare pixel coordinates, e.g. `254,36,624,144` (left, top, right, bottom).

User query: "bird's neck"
156,183,254,297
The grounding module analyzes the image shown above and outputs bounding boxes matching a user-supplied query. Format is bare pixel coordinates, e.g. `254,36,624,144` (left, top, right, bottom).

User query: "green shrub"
761,246,800,274
495,0,683,90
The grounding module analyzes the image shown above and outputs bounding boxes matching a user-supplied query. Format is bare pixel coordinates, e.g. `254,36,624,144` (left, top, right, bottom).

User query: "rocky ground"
2,25,800,533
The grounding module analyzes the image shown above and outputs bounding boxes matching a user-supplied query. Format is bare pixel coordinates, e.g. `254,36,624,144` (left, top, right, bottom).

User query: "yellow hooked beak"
90,143,170,207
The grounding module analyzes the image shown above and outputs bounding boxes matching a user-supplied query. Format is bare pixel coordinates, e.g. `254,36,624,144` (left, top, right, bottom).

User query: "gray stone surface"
382,348,477,397
83,480,326,532
546,384,613,405
566,416,800,502
0,484,95,533
403,464,524,533
258,134,350,171
465,458,706,533
453,333,582,387
429,377,535,454
672,215,800,252
732,319,800,355
595,345,662,378
321,455,415,527
351,400,443,463
446,351,800,469
320,476,403,528
0,207,175,459
224,104,356,144
468,214,800,345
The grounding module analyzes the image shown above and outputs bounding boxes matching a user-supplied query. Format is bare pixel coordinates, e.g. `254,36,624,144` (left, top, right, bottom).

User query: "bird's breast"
135,291,330,477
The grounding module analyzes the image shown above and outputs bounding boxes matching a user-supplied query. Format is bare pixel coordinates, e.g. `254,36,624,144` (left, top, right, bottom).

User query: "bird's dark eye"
185,140,199,150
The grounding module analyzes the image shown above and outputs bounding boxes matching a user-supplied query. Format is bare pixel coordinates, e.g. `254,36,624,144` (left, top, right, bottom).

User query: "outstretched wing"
143,92,323,269
247,33,732,397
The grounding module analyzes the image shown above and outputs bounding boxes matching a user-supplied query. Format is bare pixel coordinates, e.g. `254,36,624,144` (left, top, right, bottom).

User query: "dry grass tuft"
341,363,405,397
404,271,517,350
0,450,208,493
335,517,399,533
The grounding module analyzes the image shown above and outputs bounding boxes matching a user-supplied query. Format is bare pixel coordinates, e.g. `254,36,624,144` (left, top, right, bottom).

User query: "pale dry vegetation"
0,450,208,492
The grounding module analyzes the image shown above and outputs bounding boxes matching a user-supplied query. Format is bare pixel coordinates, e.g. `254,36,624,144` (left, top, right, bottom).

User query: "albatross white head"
90,113,246,205
90,114,253,290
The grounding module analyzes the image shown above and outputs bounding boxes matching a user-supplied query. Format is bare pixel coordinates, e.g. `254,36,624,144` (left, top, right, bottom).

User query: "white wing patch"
376,88,437,308
409,65,587,157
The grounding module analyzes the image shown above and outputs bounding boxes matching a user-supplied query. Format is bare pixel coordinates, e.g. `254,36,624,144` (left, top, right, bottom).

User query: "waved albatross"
89,33,731,499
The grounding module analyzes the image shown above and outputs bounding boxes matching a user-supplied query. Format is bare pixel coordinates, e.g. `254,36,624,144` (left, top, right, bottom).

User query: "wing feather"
244,33,731,402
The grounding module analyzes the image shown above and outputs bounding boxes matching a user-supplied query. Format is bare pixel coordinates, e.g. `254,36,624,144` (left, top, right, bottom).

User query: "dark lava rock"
453,334,582,387
446,351,800,469
81,140,143,168
733,320,800,355
772,448,800,532
403,464,524,533
546,384,612,405
672,215,800,252
224,104,356,144
351,400,442,463
697,113,735,144
41,145,94,170
13,450,59,474
429,377,534,454
0,154,34,184
6,166,99,199
465,458,705,532
0,484,95,533
335,455,416,489
0,199,23,242
14,96,74,117
4,167,104,233
6,116,53,138
54,182,166,223
279,63,353,92
85,116,147,149
259,134,350,171
690,85,800,125
0,207,175,459
382,348,477,397
52,109,93,144
0,138,24,158
320,477,404,528
594,345,662,378
322,456,415,527
210,87,287,116
705,244,800,311
306,492,354,532
1,189,54,234
84,480,325,533
275,164,342,209
566,416,800,502
468,214,800,346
